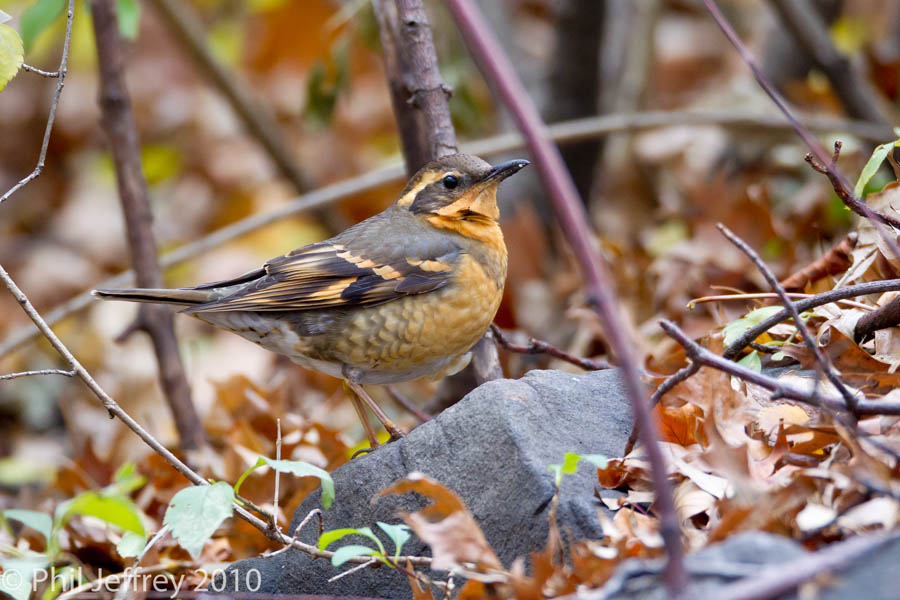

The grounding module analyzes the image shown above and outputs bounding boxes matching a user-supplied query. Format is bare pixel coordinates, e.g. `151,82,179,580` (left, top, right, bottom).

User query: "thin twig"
704,0,900,232
112,525,171,600
722,279,900,360
688,292,873,312
0,109,883,358
767,0,892,126
659,320,900,416
0,369,74,381
490,323,609,371
386,386,432,422
0,0,74,206
445,1,688,596
274,418,282,522
91,0,202,450
22,64,59,77
328,558,378,583
717,223,861,414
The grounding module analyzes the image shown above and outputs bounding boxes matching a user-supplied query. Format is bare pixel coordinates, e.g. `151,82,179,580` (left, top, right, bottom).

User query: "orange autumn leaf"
655,403,707,446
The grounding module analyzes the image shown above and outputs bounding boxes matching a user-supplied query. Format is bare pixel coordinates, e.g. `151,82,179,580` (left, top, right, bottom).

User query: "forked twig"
490,324,609,371
716,223,861,414
0,0,74,205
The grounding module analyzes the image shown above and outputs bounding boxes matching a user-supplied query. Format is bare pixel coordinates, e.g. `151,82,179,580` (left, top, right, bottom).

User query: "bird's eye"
442,175,459,189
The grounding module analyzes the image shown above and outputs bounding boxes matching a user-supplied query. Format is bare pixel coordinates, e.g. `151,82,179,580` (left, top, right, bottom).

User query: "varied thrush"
94,154,529,446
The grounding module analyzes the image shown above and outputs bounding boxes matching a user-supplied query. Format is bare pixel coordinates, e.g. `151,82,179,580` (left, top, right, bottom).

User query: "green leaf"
115,0,140,40
330,544,380,567
3,509,52,542
548,452,609,487
722,306,785,347
318,527,384,555
20,0,65,53
0,556,49,600
0,23,24,92
109,462,146,496
60,492,145,536
261,458,335,510
163,482,234,559
304,36,351,127
738,350,762,373
377,522,410,560
116,531,146,558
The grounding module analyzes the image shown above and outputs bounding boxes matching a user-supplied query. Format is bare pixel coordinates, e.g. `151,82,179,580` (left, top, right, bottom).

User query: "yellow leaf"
0,23,24,92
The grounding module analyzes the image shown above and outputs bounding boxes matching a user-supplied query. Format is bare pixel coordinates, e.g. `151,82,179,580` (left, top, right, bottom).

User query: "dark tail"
92,287,211,306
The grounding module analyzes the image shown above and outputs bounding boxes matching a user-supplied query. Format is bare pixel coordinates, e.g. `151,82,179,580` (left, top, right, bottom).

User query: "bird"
94,154,529,448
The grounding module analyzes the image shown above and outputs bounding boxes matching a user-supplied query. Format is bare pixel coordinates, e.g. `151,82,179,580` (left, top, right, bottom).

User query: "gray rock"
225,368,634,598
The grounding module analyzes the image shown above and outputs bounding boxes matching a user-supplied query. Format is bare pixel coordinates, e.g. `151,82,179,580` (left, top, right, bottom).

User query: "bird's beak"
480,159,530,184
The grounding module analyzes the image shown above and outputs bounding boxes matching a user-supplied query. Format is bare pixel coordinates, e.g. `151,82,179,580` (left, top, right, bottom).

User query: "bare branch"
767,0,893,126
660,320,900,416
490,323,609,371
0,0,74,206
0,109,886,358
722,279,900,360
855,295,900,343
22,64,59,77
717,223,861,414
445,0,688,595
91,0,203,450
0,369,74,381
373,0,457,174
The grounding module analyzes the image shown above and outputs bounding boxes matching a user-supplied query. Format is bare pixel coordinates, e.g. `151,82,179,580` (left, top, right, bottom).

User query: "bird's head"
396,154,529,223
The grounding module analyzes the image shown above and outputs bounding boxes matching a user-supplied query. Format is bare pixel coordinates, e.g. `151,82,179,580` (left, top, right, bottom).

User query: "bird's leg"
346,380,406,441
344,382,379,448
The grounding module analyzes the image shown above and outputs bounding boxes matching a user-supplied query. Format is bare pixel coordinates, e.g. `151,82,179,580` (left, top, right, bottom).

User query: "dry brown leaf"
377,473,502,574
655,402,707,446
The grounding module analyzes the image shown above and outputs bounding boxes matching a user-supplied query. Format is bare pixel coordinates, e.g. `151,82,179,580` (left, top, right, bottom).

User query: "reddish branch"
445,1,688,596
490,324,609,371
91,0,204,450
780,232,857,292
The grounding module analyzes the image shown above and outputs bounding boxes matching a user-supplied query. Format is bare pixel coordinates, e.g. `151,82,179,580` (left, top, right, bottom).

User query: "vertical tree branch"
90,0,204,450
373,0,458,174
444,1,688,596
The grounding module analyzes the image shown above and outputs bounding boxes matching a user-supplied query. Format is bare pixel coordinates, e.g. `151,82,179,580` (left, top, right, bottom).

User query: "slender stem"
0,0,74,205
0,109,886,358
22,64,59,77
0,369,74,381
660,320,900,416
444,1,688,595
490,324,608,371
